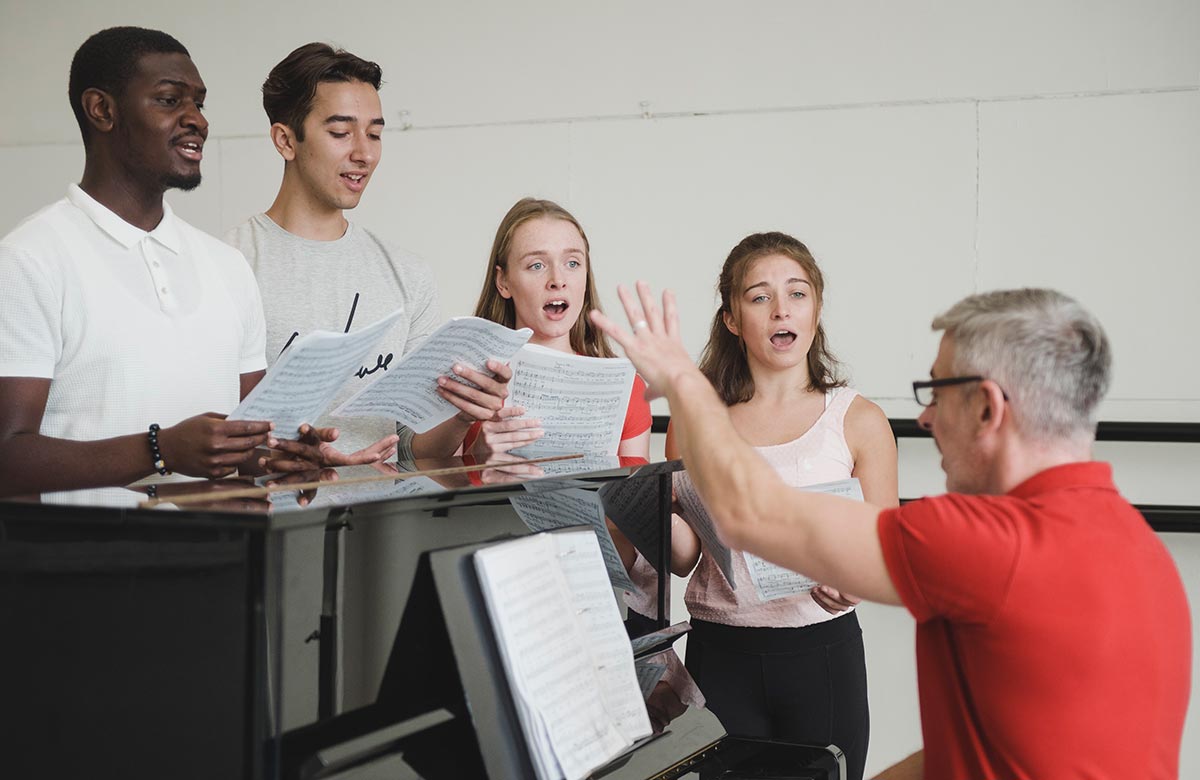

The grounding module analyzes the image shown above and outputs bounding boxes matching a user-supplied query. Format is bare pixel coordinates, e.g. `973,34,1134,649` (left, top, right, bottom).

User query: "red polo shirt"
878,462,1191,779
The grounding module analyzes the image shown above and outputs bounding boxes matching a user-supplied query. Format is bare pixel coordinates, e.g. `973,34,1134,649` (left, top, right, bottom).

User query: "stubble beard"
164,171,202,191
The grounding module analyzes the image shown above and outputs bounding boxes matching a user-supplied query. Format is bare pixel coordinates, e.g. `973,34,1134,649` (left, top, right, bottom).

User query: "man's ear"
722,309,740,337
494,265,512,299
81,88,115,136
270,123,299,162
977,380,1007,434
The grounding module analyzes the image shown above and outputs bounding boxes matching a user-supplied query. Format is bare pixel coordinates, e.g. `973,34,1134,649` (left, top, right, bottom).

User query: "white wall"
3,1,1198,775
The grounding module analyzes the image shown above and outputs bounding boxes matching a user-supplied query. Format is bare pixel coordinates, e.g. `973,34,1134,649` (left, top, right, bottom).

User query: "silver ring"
633,320,649,331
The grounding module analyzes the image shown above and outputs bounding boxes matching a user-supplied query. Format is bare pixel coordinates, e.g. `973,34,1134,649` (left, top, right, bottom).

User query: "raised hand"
158,413,273,479
588,281,698,401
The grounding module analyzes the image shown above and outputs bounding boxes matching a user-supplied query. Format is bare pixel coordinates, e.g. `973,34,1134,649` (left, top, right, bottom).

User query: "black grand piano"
0,454,844,780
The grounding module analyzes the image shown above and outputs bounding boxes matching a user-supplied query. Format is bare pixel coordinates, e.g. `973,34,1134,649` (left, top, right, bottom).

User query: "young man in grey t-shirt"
226,43,512,463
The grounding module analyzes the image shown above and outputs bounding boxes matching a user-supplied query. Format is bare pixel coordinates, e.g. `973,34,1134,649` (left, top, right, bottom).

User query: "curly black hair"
68,27,190,146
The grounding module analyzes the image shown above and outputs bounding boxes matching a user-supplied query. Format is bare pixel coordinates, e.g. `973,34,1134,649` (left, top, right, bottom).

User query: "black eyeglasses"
912,376,1008,407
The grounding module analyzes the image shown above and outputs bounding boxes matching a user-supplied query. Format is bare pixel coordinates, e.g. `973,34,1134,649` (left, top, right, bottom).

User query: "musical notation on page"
743,478,865,601
332,317,532,433
671,473,738,588
509,487,639,593
507,344,636,456
474,532,650,780
229,308,405,439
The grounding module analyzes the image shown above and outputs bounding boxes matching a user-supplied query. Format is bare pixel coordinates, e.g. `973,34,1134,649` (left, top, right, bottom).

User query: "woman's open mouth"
770,329,797,349
543,299,569,320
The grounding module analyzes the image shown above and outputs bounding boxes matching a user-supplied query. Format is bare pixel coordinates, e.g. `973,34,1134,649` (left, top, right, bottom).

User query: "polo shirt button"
152,260,160,267
160,287,168,294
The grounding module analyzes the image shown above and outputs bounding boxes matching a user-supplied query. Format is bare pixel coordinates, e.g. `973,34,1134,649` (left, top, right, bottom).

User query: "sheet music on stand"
597,460,677,573
473,531,651,780
508,488,638,593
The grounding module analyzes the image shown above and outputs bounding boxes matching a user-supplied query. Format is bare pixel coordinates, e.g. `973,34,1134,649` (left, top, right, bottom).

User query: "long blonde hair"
473,197,615,358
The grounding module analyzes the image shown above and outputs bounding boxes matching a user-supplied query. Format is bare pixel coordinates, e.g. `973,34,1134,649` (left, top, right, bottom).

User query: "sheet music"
323,474,445,505
332,317,532,433
630,621,692,656
552,531,653,745
598,475,663,573
266,474,444,511
230,309,405,438
474,533,627,780
510,488,638,593
521,477,594,493
671,472,737,588
744,478,864,602
525,452,622,479
634,659,669,699
508,344,635,455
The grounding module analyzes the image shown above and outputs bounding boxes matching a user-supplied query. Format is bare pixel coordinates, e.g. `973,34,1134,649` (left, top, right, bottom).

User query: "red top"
462,374,652,453
877,462,1191,780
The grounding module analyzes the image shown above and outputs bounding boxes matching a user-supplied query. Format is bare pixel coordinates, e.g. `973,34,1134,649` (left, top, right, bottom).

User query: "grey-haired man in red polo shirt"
591,284,1190,780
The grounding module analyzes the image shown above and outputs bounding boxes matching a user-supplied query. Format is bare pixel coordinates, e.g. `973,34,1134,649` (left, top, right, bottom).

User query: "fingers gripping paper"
507,344,636,455
229,308,406,438
332,317,532,433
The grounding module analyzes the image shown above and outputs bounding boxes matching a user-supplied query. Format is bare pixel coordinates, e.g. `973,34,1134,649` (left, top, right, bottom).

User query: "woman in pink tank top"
666,232,898,780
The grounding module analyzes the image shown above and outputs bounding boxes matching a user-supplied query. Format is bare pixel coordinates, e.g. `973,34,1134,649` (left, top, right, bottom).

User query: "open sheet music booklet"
229,308,405,438
473,531,652,780
333,316,533,433
330,320,637,454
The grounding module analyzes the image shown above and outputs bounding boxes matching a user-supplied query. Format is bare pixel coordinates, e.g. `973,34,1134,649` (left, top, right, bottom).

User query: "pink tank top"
676,387,860,628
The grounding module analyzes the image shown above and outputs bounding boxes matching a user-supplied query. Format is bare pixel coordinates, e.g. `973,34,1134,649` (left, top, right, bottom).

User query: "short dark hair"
68,27,190,146
262,43,383,141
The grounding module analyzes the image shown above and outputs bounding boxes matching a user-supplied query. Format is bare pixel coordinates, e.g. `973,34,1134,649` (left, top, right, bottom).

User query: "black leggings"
685,612,870,780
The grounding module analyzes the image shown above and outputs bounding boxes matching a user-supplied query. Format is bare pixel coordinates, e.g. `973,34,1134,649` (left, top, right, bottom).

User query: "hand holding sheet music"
333,317,532,433
743,478,865,601
229,309,405,438
507,345,635,455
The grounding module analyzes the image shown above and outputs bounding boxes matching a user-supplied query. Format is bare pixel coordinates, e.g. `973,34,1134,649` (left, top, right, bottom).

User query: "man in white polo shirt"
0,27,285,496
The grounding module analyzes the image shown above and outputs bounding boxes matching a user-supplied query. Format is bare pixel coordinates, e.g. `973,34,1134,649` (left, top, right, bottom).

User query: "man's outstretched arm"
590,282,901,606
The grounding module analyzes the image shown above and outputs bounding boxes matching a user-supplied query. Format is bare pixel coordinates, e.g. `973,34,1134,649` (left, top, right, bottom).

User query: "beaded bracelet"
145,483,158,499
148,423,169,476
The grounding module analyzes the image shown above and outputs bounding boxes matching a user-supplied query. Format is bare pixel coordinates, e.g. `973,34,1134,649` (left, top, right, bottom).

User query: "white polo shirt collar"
66,183,183,255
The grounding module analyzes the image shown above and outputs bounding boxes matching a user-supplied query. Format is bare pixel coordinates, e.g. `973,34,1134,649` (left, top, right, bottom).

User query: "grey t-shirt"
225,214,440,456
